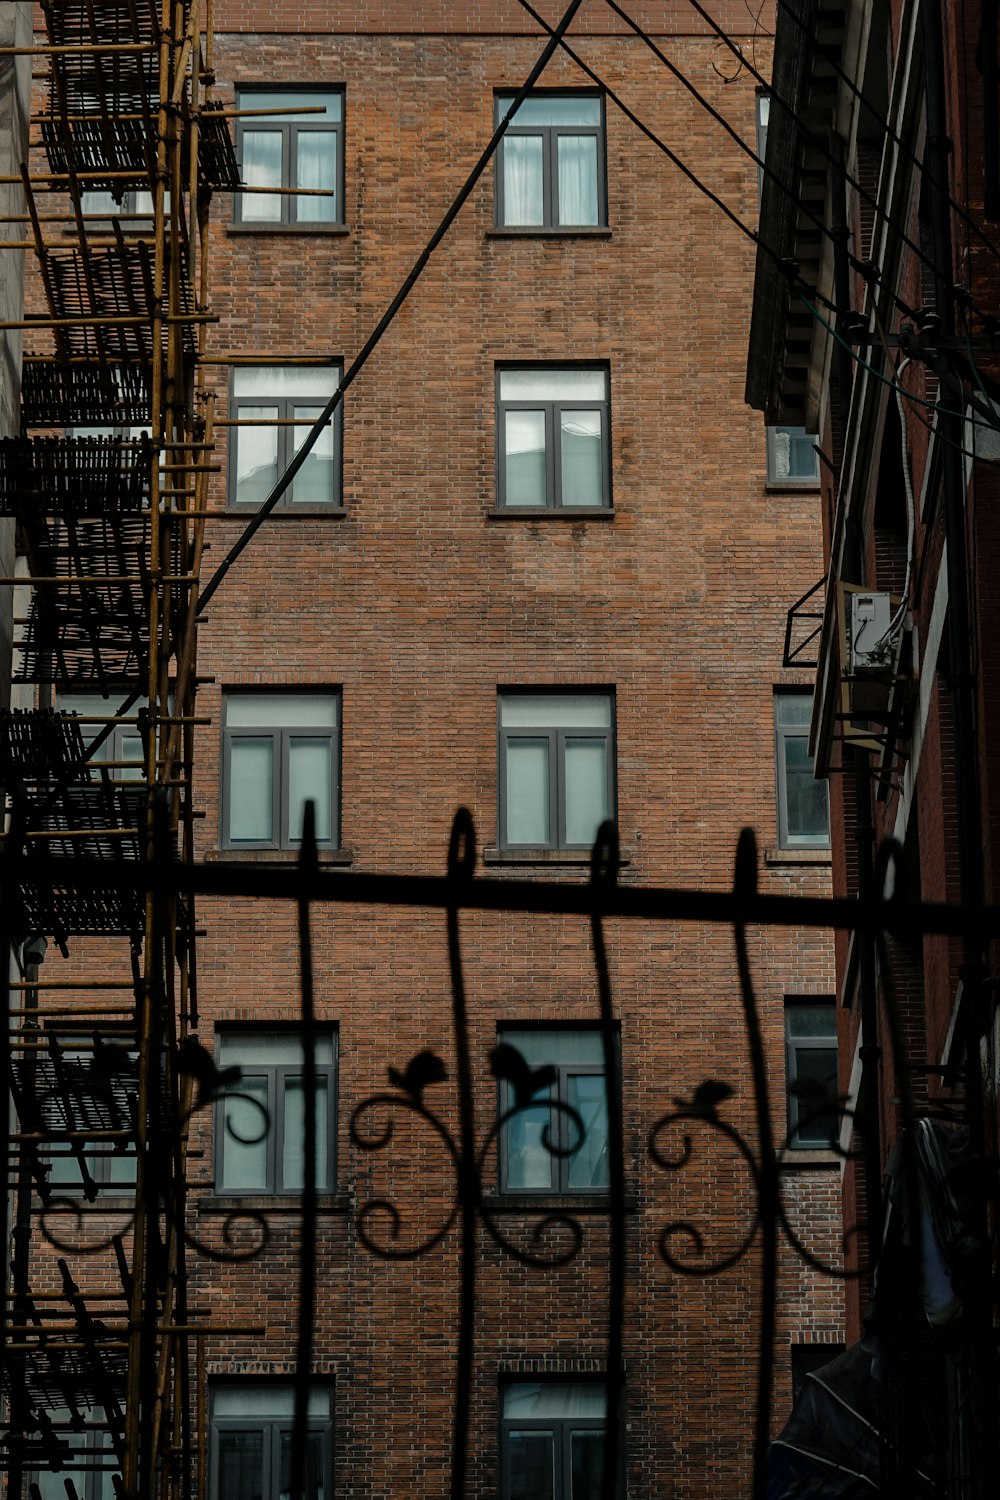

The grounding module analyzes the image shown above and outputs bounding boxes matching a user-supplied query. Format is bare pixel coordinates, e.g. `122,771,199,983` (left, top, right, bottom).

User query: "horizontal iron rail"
1,844,996,934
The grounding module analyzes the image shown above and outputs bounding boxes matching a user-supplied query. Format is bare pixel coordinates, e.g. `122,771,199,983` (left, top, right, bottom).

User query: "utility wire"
196,0,586,614
515,0,1000,451
773,0,1000,274
673,0,996,331
515,0,1000,463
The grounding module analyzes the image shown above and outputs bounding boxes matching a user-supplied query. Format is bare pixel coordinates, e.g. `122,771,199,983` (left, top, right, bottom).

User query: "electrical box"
849,591,893,669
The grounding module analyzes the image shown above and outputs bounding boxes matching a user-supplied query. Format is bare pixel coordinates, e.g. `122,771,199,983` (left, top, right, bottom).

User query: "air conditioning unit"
849,591,893,669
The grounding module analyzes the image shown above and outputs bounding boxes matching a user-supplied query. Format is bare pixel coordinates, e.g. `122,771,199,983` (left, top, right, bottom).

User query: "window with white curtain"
498,1028,611,1193
766,425,820,486
500,1382,609,1500
214,1032,337,1194
221,691,341,850
210,1383,333,1500
497,367,610,509
498,692,615,851
495,92,605,228
228,364,342,508
235,88,343,226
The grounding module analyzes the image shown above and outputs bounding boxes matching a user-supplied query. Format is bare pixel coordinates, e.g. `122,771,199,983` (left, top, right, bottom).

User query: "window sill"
764,846,831,867
779,1150,841,1170
487,226,613,239
205,847,354,865
196,1192,351,1214
765,480,821,493
222,506,347,519
488,507,615,520
227,223,350,237
481,1193,636,1212
482,847,631,867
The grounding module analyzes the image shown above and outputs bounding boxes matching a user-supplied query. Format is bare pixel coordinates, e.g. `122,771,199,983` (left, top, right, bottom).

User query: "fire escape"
0,1,237,1495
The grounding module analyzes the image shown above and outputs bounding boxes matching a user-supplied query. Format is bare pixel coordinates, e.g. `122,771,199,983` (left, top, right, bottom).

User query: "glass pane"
571,1431,605,1500
290,405,336,504
217,1431,264,1500
559,410,603,506
784,737,829,840
500,369,607,402
770,425,818,481
504,1384,606,1419
793,1046,839,1146
297,133,337,222
119,731,144,780
564,737,608,846
235,406,279,506
508,1431,554,1500
226,695,339,729
504,409,547,505
214,1386,330,1419
279,1429,325,1500
242,90,341,121
505,1093,553,1189
234,367,340,399
786,1004,836,1039
288,737,333,842
501,694,612,729
220,1076,269,1190
500,94,601,126
505,738,549,845
567,1074,609,1189
557,135,599,224
775,694,812,727
104,1148,138,1185
282,1077,329,1190
502,135,544,225
501,1030,603,1067
228,738,274,842
241,130,282,221
218,1034,335,1067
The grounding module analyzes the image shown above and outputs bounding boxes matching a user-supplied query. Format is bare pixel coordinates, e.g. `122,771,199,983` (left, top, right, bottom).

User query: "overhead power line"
196,0,587,614
772,0,1000,274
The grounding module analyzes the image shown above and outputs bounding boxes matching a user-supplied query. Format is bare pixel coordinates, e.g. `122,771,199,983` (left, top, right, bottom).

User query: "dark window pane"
571,1431,605,1500
217,1431,265,1500
567,1073,609,1189
505,1093,554,1190
508,1431,555,1500
793,1046,839,1146
279,1429,325,1500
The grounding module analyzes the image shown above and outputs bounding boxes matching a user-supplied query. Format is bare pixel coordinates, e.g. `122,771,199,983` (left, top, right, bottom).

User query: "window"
29,1408,120,1500
785,999,838,1149
501,1381,608,1500
498,692,614,850
495,92,605,227
756,92,769,200
497,368,609,509
215,1032,337,1193
58,692,147,781
774,693,829,848
766,425,820,486
81,187,155,220
221,691,341,850
211,1384,332,1500
31,1032,138,1191
498,1028,610,1193
228,365,342,509
235,89,343,226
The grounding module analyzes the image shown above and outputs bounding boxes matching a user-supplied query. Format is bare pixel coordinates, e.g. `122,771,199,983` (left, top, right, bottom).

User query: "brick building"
747,0,1000,1492
3,2,846,1497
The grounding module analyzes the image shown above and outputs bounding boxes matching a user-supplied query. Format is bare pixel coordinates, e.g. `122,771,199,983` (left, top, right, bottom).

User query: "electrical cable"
591,0,891,312
673,0,998,331
196,0,587,614
773,0,1000,274
514,0,1000,460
